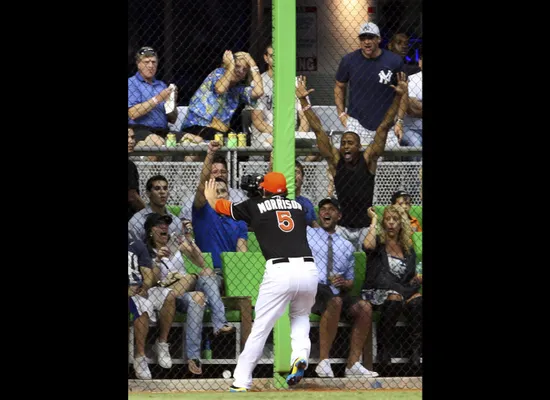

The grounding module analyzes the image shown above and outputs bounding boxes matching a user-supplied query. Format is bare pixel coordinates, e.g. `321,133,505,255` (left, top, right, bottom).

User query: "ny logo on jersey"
378,70,392,84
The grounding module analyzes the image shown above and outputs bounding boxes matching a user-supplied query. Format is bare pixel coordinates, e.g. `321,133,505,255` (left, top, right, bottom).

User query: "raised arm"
241,53,264,100
296,76,340,174
297,107,310,132
193,140,222,209
334,80,348,127
364,72,408,172
362,207,379,250
214,50,236,95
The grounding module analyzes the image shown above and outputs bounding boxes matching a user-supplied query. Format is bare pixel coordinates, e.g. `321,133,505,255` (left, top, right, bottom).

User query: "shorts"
311,283,359,321
132,124,183,142
345,116,400,149
183,125,224,141
130,286,172,324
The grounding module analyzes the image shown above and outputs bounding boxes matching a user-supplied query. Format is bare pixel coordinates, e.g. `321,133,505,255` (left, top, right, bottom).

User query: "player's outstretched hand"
204,178,217,206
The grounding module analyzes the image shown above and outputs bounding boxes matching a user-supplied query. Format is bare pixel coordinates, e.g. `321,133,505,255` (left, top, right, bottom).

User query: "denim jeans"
401,128,422,147
195,275,228,333
400,128,422,161
176,293,205,359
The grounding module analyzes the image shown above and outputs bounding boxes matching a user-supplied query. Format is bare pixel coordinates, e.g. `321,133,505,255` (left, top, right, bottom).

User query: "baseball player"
204,172,319,392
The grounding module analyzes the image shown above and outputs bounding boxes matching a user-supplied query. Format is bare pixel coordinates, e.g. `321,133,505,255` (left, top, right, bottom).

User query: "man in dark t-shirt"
204,172,318,391
334,22,405,149
128,127,145,221
296,73,408,251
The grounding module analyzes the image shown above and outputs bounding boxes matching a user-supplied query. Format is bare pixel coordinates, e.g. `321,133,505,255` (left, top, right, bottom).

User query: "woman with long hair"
362,205,422,371
144,213,235,375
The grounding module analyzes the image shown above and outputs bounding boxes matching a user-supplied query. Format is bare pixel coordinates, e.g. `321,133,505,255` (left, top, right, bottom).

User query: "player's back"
232,195,312,260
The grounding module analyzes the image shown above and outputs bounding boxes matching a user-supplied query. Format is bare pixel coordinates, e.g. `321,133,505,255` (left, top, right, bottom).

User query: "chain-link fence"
128,0,422,392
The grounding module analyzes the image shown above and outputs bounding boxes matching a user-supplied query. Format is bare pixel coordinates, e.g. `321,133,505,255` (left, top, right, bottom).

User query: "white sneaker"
315,359,335,378
133,356,152,380
345,362,379,378
154,340,173,368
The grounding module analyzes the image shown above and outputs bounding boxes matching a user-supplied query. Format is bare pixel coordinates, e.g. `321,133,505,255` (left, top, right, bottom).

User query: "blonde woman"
361,205,422,371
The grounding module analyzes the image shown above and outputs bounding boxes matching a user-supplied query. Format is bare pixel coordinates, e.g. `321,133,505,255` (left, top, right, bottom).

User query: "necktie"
327,234,334,282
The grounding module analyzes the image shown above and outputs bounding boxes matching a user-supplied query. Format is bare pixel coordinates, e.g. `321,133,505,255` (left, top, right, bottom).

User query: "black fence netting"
128,0,422,392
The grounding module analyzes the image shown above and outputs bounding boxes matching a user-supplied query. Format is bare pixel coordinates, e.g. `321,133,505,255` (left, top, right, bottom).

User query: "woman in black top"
362,205,422,370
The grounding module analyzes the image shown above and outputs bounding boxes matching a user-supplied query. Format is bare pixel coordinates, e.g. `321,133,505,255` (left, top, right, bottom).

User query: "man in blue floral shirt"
182,50,263,141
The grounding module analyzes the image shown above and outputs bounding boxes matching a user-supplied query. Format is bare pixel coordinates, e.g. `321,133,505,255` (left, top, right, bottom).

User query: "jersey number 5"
276,211,295,232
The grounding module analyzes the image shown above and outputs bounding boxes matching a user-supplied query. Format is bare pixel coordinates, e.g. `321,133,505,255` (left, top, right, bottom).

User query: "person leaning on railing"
180,50,264,146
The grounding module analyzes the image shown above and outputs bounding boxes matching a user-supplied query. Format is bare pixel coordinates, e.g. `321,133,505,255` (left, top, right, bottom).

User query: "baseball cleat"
286,358,307,385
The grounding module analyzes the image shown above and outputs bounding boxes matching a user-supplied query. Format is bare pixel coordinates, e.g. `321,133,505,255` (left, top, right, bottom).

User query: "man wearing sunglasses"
334,22,405,149
128,46,180,150
128,174,183,242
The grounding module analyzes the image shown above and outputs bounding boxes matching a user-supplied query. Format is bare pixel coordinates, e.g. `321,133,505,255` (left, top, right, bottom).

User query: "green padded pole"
272,0,295,389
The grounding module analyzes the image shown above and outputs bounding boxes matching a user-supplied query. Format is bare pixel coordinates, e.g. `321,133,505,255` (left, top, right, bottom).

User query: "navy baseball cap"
318,197,341,211
144,213,173,233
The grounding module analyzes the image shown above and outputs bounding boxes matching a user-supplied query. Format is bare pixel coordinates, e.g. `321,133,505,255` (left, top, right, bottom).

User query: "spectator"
128,175,182,241
296,73,408,251
181,51,263,143
268,153,318,228
361,205,422,370
390,190,422,232
249,43,310,148
334,22,406,149
401,51,422,151
128,230,176,378
128,46,179,148
178,155,247,222
308,198,378,378
387,33,421,77
128,126,145,221
192,140,248,271
294,161,319,227
143,213,235,375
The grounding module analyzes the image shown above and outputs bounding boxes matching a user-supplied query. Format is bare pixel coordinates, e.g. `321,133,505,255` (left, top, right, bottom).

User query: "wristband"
152,96,159,105
251,66,260,72
339,112,347,118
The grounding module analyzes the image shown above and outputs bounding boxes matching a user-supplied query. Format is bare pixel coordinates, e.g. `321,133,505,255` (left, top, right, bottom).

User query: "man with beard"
295,73,408,251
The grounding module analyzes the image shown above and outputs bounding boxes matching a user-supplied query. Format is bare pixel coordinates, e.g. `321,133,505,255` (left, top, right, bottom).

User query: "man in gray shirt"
128,174,182,241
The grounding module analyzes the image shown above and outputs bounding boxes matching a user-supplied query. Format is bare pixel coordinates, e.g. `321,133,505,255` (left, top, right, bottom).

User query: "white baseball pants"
232,257,318,389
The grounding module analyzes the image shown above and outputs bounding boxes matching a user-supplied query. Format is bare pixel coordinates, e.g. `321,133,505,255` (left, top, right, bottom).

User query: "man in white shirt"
249,44,310,148
401,52,422,148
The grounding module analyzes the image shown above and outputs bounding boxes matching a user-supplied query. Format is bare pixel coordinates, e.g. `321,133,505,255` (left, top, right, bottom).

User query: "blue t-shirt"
335,49,403,131
128,72,169,129
296,195,317,227
192,203,248,269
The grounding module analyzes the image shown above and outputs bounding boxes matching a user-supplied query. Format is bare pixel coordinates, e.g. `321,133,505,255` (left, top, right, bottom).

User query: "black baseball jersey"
231,195,312,260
